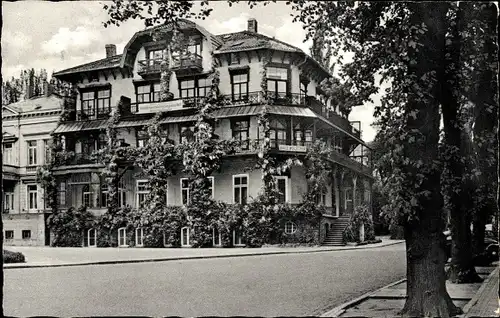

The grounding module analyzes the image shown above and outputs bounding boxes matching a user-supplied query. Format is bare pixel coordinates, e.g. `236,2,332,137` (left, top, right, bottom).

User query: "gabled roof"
214,31,302,54
3,95,64,113
53,55,122,77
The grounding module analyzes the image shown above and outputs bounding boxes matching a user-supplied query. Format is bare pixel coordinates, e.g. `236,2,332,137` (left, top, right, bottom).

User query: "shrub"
3,250,26,263
343,204,376,243
47,205,95,247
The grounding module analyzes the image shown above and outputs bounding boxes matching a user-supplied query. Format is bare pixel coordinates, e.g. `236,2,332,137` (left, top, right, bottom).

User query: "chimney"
105,44,117,58
247,18,258,33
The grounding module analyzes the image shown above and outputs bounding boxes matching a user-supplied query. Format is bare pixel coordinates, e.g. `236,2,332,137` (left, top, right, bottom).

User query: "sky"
2,1,379,142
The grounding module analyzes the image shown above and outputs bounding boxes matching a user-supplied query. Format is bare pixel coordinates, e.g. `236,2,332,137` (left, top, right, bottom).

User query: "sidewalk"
4,236,403,269
322,263,499,317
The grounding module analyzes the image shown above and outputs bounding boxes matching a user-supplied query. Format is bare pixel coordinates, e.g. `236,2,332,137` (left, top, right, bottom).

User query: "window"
118,181,127,207
213,227,222,246
136,228,144,247
187,40,202,56
197,78,211,97
180,125,195,144
274,176,288,204
269,119,287,148
28,185,38,210
300,81,308,97
5,230,14,240
137,180,150,208
4,192,14,213
293,122,313,147
233,229,245,246
88,228,97,247
147,49,164,66
81,89,111,119
284,221,297,234
136,129,149,147
27,140,37,166
232,120,250,150
97,133,107,151
231,72,249,101
100,184,108,208
181,227,190,247
233,175,249,205
267,67,288,100
59,181,66,207
118,227,127,247
345,188,353,211
44,140,51,164
82,185,92,208
3,142,13,164
82,139,96,156
22,230,31,239
181,178,190,205
179,79,196,98
136,82,160,103
315,188,327,206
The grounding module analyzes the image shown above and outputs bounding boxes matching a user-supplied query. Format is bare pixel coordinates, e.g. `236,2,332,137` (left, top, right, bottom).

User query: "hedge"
3,250,26,263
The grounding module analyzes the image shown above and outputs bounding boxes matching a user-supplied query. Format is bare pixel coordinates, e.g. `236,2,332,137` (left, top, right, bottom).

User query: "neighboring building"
2,87,65,246
49,18,373,247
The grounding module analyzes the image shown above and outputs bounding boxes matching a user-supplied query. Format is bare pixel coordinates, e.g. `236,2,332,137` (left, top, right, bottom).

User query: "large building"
9,18,372,247
2,87,67,246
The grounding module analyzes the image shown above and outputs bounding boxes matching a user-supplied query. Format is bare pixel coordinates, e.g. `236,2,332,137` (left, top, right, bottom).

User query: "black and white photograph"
1,1,498,317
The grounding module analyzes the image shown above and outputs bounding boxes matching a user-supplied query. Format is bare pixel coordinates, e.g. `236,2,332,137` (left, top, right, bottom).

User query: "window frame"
345,188,353,210
181,226,191,247
213,227,222,247
22,230,31,240
273,176,289,204
27,140,38,166
135,228,144,247
178,77,211,100
3,142,14,164
5,230,14,240
135,82,161,104
230,70,249,102
233,174,249,205
266,66,289,100
118,227,127,247
82,184,93,208
27,184,38,210
269,118,288,148
4,191,14,213
284,221,297,234
180,178,190,205
232,119,250,150
88,228,97,247
136,180,150,208
232,229,245,247
79,87,112,119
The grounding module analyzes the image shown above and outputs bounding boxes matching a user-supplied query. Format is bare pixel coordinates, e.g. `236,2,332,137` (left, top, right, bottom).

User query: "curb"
462,266,499,317
4,240,404,269
320,278,407,317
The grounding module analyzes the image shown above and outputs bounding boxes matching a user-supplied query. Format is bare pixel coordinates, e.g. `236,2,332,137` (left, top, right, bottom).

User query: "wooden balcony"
220,92,306,107
76,110,111,121
170,53,203,72
137,58,163,76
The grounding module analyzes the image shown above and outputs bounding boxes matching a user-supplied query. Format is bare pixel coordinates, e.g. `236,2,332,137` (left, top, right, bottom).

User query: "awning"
52,119,108,134
115,119,152,128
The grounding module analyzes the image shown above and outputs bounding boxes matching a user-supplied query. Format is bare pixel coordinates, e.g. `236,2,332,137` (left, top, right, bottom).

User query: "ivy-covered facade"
43,18,373,248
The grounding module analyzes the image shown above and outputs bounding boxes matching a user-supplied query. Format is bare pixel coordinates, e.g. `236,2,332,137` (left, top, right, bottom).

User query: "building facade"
2,90,66,246
29,18,372,247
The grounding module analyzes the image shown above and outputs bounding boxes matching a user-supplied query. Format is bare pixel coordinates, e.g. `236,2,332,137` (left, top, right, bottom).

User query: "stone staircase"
322,216,350,246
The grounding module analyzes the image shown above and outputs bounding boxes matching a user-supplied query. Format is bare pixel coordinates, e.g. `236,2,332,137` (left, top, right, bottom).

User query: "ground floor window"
284,221,297,234
22,230,31,240
181,227,190,247
88,228,97,247
273,176,289,204
136,228,144,247
213,227,222,247
5,230,14,240
118,227,127,247
233,229,245,246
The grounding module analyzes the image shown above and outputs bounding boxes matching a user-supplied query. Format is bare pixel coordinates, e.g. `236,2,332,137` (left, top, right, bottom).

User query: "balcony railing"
137,58,163,75
220,92,306,107
171,53,203,70
26,166,38,173
76,110,111,121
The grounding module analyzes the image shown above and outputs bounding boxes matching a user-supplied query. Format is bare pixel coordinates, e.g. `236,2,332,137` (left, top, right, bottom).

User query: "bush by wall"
3,250,26,263
47,205,95,247
343,204,376,243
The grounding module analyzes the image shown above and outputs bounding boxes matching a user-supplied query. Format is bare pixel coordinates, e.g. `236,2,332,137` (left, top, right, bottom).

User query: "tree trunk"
440,3,482,283
470,2,499,261
399,3,461,317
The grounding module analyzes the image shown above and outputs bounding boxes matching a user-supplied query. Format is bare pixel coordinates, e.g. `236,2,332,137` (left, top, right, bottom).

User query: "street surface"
4,244,405,316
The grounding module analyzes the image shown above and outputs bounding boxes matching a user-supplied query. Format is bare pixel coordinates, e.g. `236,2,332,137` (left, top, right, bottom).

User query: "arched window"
118,227,127,247
284,221,297,234
88,228,97,247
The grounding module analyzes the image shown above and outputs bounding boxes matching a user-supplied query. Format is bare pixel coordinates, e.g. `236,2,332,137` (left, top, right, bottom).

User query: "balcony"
170,53,203,72
137,58,163,76
220,92,306,107
305,96,360,138
76,110,111,121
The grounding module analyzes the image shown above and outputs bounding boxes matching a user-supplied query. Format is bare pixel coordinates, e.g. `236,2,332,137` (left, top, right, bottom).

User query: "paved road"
4,244,406,317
